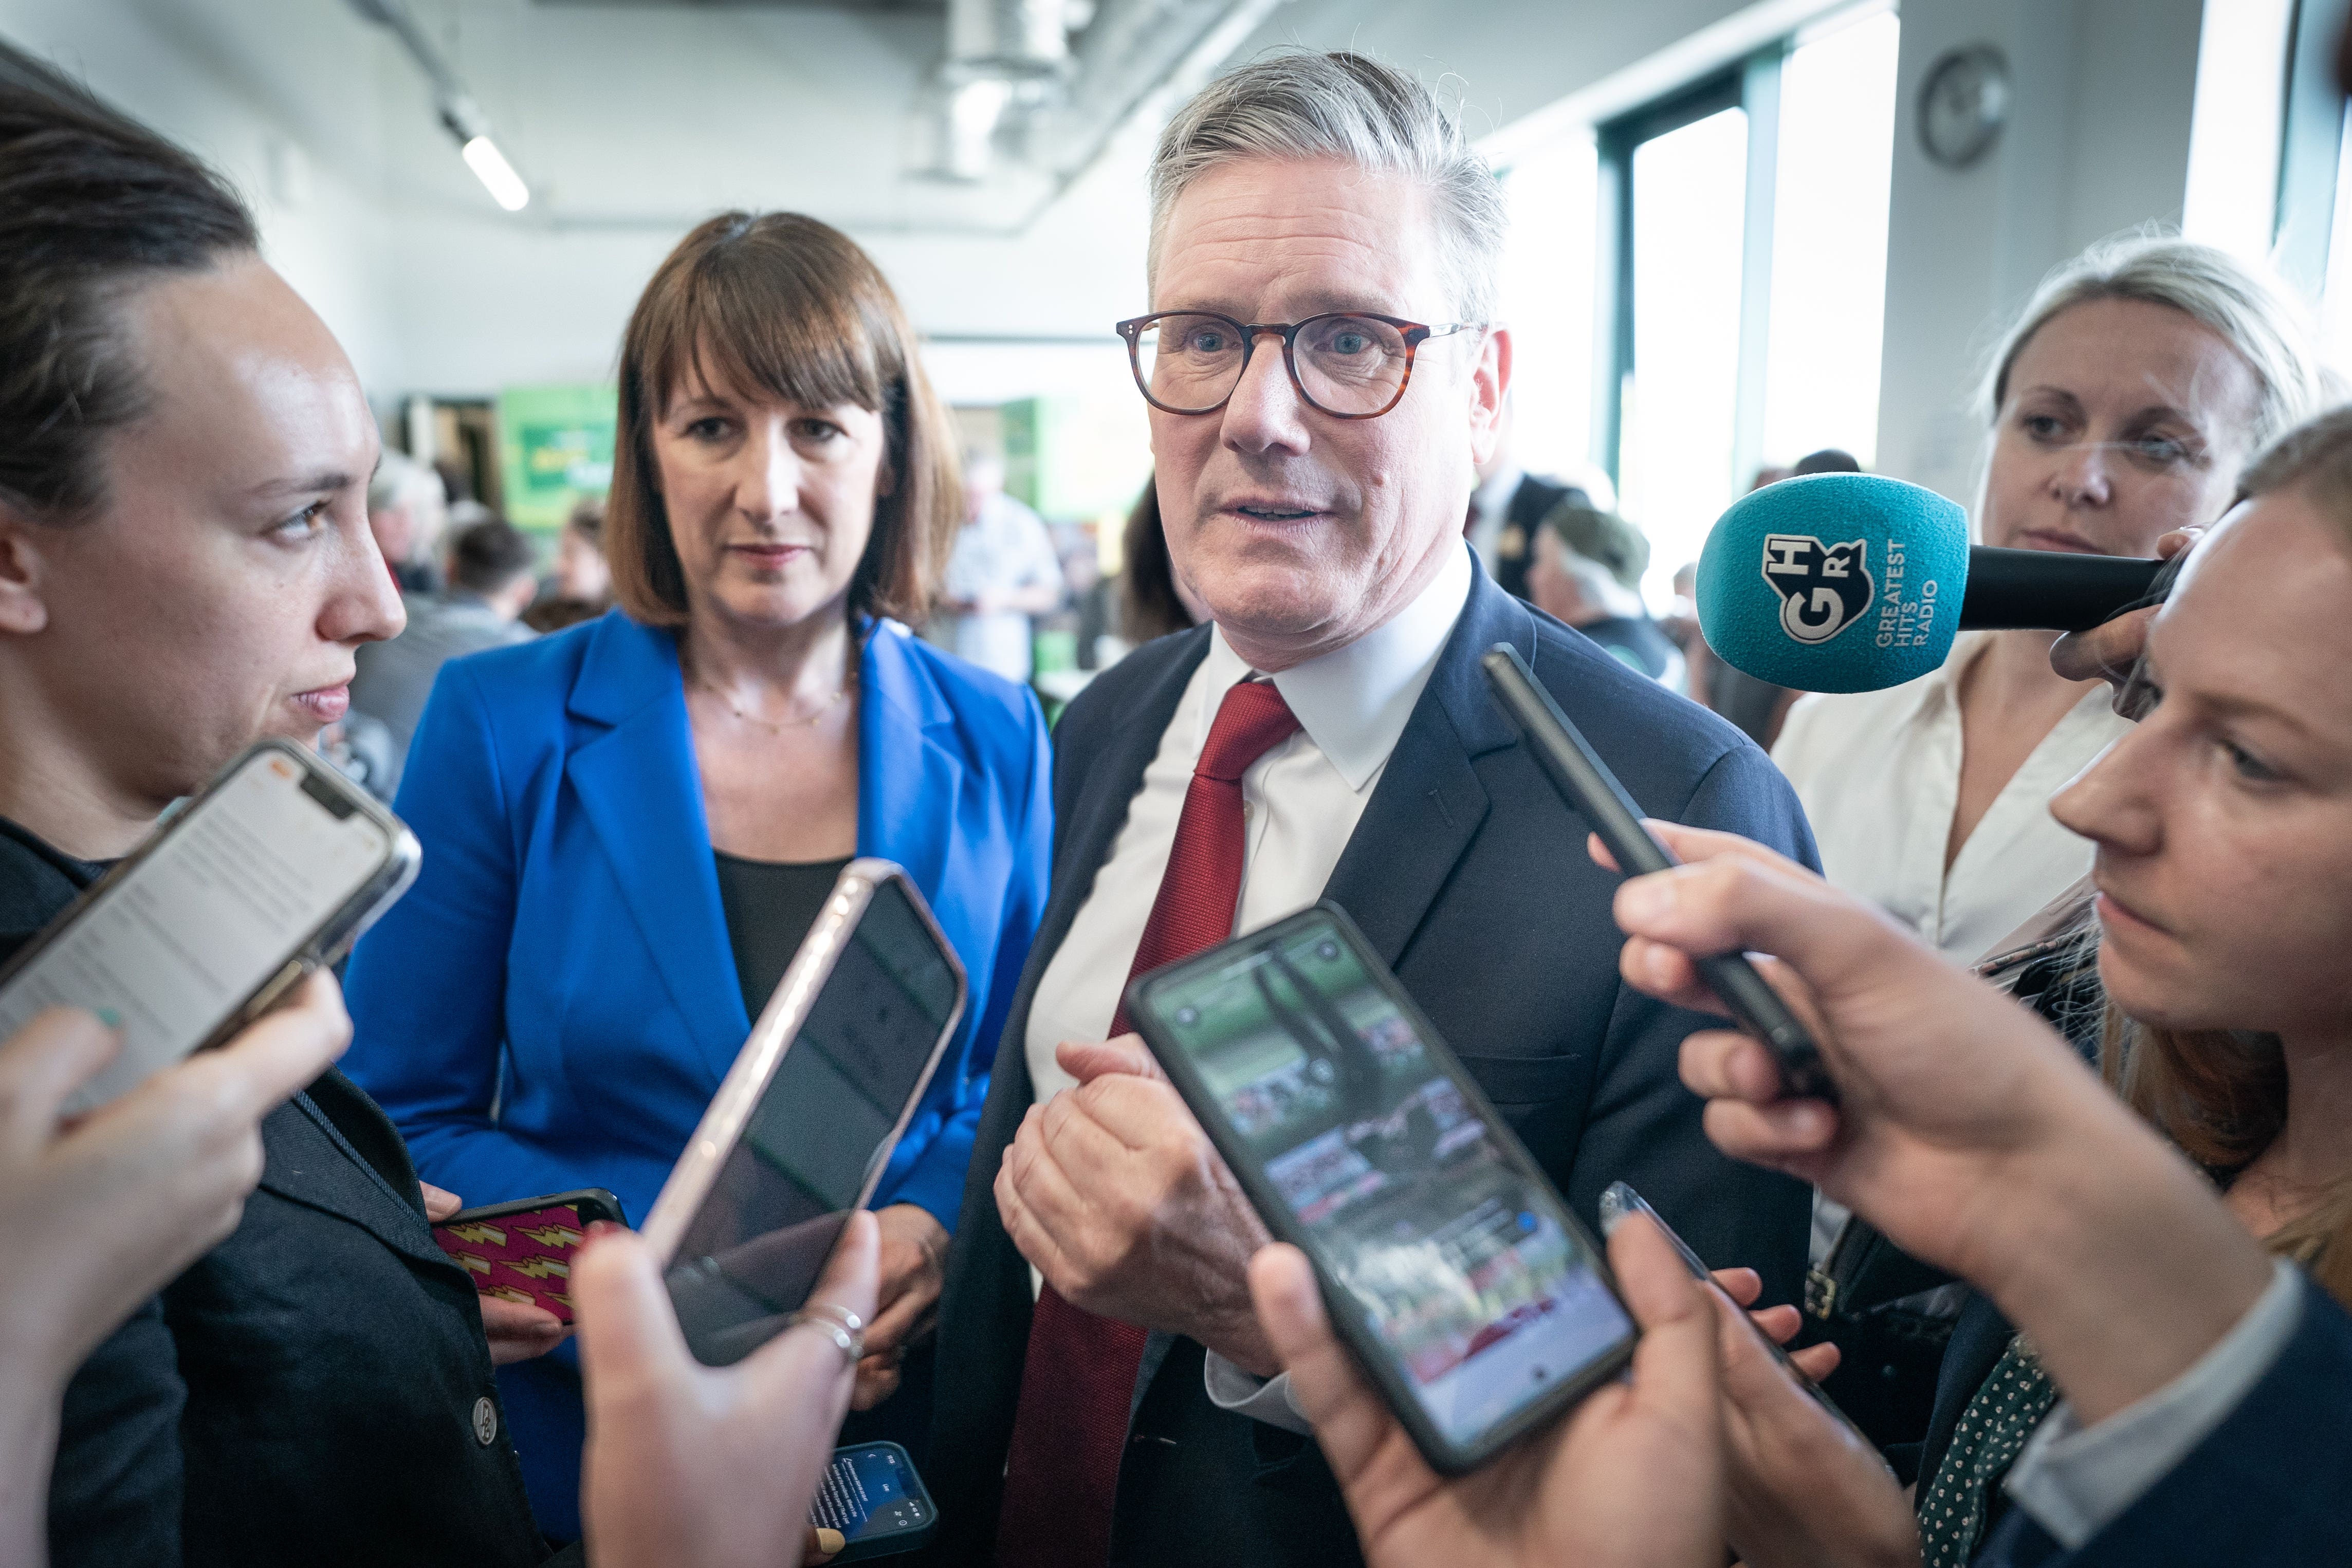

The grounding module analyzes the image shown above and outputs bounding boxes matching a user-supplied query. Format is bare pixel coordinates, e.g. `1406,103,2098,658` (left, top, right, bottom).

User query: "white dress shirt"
2005,1258,2303,1546
1772,633,2134,966
1022,540,1474,1433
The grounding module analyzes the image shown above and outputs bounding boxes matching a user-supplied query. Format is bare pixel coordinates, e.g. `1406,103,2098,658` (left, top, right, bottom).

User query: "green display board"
999,393,1151,521
497,384,617,531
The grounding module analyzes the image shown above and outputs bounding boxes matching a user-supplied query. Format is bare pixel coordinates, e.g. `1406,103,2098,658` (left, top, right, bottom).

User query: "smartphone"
430,1189,627,1325
808,1442,936,1562
641,860,967,1367
0,739,419,1116
1480,644,1835,1101
1126,902,1637,1475
1597,1180,1877,1451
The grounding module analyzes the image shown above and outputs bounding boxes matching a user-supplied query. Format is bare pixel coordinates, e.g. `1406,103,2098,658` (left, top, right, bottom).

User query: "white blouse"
1771,633,2134,965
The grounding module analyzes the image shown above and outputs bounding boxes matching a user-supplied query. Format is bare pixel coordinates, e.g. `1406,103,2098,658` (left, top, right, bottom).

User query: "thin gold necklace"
691,667,852,731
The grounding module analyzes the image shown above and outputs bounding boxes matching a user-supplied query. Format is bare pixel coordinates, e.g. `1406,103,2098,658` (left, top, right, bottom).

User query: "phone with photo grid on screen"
1124,902,1638,1476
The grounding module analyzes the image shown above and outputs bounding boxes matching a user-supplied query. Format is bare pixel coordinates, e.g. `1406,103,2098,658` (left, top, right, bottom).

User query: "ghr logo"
1759,534,1873,644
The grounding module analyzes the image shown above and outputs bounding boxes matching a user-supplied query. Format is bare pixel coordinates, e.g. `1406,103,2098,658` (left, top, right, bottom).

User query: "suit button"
472,1396,499,1446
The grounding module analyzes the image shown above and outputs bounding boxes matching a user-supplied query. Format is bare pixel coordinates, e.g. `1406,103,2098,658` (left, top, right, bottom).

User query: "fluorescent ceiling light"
460,135,530,211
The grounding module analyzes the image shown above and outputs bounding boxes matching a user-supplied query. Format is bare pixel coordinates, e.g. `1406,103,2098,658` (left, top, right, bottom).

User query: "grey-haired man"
931,51,1817,1568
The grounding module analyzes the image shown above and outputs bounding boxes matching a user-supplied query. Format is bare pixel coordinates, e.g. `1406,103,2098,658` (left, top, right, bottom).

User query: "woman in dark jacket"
0,44,559,1567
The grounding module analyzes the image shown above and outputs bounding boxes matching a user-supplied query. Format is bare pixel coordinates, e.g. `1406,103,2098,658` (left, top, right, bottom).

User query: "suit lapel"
565,615,747,1082
857,623,964,893
1321,569,1534,969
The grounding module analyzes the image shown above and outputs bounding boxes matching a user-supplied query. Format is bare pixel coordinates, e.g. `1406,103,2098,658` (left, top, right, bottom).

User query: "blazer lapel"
256,1094,457,1276
564,615,747,1082
857,622,964,893
1321,568,1534,969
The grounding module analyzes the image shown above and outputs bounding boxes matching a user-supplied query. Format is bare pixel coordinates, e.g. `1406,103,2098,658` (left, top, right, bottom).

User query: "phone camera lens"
1316,940,1339,960
1176,1006,1198,1025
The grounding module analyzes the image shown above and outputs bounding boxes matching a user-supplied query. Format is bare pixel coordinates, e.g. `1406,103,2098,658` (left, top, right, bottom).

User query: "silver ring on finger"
788,1301,866,1365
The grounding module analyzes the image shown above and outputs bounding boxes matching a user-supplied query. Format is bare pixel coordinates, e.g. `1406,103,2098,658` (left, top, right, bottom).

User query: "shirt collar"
1195,541,1473,792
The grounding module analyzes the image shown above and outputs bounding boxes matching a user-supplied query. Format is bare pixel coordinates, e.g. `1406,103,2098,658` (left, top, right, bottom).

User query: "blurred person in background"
1524,500,1682,684
1773,235,2324,965
365,450,449,595
1116,472,1207,644
348,514,539,792
0,46,569,1566
939,446,1065,683
1465,395,1589,601
342,210,1053,1542
525,494,616,633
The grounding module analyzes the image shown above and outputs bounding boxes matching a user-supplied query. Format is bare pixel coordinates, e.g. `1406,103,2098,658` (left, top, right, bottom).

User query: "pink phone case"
432,1204,589,1323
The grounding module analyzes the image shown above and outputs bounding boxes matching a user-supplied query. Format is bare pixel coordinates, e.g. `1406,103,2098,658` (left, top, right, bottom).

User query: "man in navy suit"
928,52,1817,1568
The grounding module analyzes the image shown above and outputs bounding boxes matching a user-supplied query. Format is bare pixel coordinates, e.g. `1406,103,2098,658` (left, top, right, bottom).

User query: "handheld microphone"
1694,473,2166,693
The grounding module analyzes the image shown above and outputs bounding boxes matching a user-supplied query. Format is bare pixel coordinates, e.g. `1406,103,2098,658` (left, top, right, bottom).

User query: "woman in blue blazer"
343,212,1051,1539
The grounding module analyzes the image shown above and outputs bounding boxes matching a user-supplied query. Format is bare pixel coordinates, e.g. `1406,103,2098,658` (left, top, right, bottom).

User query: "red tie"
995,679,1303,1568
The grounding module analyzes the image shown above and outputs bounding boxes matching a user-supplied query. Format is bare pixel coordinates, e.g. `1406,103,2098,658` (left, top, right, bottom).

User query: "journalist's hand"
995,1034,1277,1375
2048,525,2202,702
0,978,348,1564
1704,1272,1916,1568
576,1210,879,1568
1251,1214,1724,1568
1602,823,2273,1425
0,976,349,1388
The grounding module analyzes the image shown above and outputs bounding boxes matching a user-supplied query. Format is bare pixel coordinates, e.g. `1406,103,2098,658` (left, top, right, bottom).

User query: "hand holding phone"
431,1189,627,1326
1126,903,1637,1475
0,740,417,1115
808,1442,936,1561
1481,645,1834,1100
1597,1182,1874,1452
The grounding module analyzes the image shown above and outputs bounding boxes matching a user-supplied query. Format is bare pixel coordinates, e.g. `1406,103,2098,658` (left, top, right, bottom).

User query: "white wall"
0,0,405,393
1872,0,2208,505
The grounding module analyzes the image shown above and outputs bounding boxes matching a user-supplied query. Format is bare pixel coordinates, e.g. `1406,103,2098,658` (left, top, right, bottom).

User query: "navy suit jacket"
1976,1275,2352,1566
342,608,1051,1536
930,563,1819,1567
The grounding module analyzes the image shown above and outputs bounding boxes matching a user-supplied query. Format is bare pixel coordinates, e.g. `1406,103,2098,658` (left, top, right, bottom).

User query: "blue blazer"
345,608,1051,1235
928,560,1820,1567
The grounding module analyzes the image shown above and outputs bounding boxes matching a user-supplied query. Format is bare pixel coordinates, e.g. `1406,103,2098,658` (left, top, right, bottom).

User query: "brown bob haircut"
607,211,960,628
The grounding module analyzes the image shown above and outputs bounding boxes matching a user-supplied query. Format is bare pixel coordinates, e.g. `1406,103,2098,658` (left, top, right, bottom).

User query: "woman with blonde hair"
343,211,1053,1540
1774,233,2327,965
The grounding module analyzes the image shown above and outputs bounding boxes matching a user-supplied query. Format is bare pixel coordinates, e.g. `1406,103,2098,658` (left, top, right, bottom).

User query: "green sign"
497,384,616,531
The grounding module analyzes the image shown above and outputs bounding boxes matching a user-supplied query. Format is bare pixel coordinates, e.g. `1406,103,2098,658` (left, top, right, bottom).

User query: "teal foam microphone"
1694,473,2166,693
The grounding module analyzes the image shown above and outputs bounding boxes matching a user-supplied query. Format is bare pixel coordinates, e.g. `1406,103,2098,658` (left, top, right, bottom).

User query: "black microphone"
1958,547,2165,630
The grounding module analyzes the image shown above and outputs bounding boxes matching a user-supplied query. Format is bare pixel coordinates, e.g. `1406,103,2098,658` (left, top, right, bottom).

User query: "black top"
714,851,852,1021
0,816,548,1568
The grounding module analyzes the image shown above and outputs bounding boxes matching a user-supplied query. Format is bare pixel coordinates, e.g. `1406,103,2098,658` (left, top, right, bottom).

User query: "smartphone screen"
433,1192,624,1325
1141,912,1634,1453
0,747,393,1115
664,878,962,1366
810,1443,932,1555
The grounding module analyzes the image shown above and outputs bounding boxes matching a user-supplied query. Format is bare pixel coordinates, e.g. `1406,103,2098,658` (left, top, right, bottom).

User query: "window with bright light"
1498,136,1601,482
1569,4,1900,603
1618,105,1750,596
1761,9,1901,468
